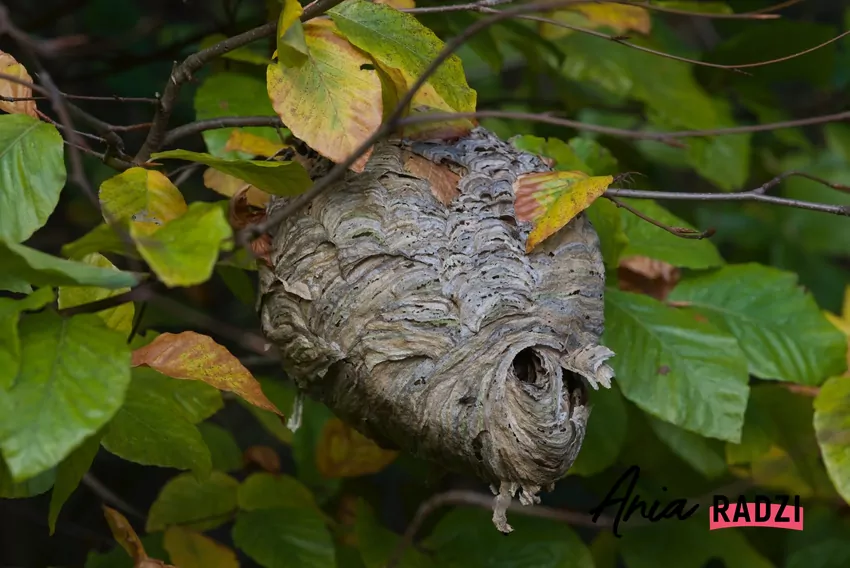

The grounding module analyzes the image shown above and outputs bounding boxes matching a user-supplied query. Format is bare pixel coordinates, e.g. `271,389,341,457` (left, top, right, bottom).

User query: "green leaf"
238,472,319,512
603,289,749,442
0,240,139,289
423,508,594,568
131,201,233,288
193,72,284,159
585,198,628,268
618,199,724,268
48,429,103,534
727,385,835,498
232,507,336,568
569,137,618,175
654,1,731,13
815,376,850,504
198,423,242,472
131,367,223,424
98,167,187,225
620,515,772,568
151,150,311,197
0,456,55,498
569,383,626,476
669,264,847,385
58,253,135,334
241,376,297,443
647,417,727,479
0,286,55,389
146,471,239,532
0,114,67,243
329,0,477,113
101,369,212,475
511,135,591,174
355,499,434,568
0,312,131,481
62,223,135,260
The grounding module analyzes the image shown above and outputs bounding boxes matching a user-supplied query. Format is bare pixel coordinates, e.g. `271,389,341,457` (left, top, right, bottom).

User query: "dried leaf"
267,19,383,172
228,187,267,229
203,167,271,208
163,526,239,568
131,331,283,415
513,170,613,252
315,418,398,478
403,152,460,205
102,506,147,563
243,445,281,473
224,130,288,158
618,256,681,301
0,52,37,117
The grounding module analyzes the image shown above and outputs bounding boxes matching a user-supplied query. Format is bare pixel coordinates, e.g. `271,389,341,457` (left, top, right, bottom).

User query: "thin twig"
387,489,610,568
134,0,348,162
607,196,716,239
82,474,146,521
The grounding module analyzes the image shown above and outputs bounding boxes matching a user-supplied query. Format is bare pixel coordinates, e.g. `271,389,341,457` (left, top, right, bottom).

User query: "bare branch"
162,116,284,147
134,0,349,162
607,196,716,239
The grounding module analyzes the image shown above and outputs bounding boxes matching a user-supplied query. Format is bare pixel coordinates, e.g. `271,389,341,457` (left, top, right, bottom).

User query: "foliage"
1,0,850,567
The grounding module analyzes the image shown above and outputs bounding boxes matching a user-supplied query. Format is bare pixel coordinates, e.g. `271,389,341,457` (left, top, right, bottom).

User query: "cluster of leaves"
2,0,850,567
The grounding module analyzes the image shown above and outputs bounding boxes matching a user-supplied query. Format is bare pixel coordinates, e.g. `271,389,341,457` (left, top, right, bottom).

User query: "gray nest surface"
258,127,615,531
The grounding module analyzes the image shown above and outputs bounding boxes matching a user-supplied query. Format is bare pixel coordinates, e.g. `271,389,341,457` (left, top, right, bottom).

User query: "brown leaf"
227,186,266,230
102,506,147,563
131,331,284,415
0,51,38,117
403,152,460,205
251,233,273,267
618,256,681,301
203,167,271,208
243,445,281,473
315,418,398,478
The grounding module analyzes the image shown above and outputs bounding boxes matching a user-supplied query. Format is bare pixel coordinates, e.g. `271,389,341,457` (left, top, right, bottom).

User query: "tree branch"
607,196,716,239
134,0,348,162
387,489,610,568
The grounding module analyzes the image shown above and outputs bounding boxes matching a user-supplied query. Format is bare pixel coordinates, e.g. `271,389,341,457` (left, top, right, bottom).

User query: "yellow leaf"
102,506,148,563
0,52,37,117
824,285,850,373
267,19,383,172
163,526,239,568
513,170,613,252
57,253,135,332
224,130,288,158
277,0,308,67
131,331,284,415
316,418,398,478
570,4,651,34
202,168,271,208
99,168,187,226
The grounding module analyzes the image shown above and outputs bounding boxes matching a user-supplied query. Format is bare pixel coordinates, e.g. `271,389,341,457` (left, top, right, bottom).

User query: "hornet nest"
258,127,615,532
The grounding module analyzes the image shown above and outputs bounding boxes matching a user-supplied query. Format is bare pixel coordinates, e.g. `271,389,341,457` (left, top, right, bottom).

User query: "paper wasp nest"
258,128,615,531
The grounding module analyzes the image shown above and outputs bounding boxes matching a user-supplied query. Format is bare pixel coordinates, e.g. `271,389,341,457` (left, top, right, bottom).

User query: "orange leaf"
131,331,283,416
0,51,38,117
618,256,681,301
243,445,281,473
402,152,460,205
513,170,613,252
224,130,288,158
267,19,383,172
315,418,398,478
102,506,148,563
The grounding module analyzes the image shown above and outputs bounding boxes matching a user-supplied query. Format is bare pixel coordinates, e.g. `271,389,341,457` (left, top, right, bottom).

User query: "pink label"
709,503,803,530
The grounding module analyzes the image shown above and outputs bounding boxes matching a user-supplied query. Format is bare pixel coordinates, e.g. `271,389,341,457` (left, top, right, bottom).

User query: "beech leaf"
316,418,398,478
267,19,383,172
131,331,283,415
224,130,288,158
151,150,311,197
58,253,135,333
276,0,308,67
513,170,613,252
99,168,187,226
147,471,239,532
164,527,239,568
103,506,148,563
0,51,38,117
203,168,270,208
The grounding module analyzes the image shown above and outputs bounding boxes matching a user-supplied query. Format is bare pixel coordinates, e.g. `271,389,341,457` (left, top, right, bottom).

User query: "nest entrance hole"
511,348,589,407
